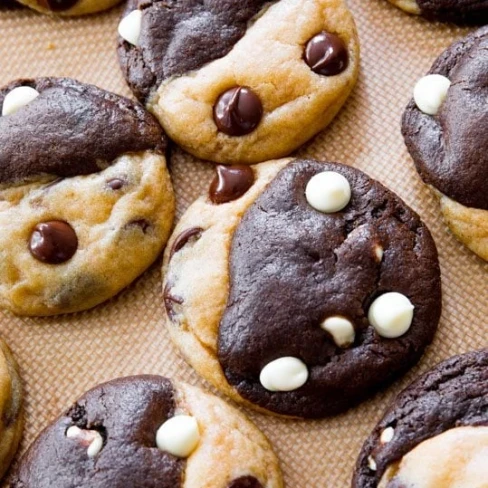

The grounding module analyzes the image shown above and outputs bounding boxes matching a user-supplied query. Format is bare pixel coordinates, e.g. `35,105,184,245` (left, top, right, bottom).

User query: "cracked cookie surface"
17,0,122,16
162,158,442,418
11,375,282,488
118,0,359,164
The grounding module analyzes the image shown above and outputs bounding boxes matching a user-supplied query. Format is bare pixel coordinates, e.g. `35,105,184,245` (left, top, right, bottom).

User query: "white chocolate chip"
2,86,40,116
260,357,308,392
118,9,142,47
368,292,414,339
413,74,451,115
380,427,395,444
321,316,355,348
156,415,200,458
374,245,384,262
368,455,377,471
66,426,104,458
305,171,352,213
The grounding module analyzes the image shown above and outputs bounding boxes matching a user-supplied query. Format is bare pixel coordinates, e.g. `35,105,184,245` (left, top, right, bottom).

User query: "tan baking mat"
0,1,487,486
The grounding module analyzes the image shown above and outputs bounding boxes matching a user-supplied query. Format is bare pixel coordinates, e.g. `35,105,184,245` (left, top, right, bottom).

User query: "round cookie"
117,0,360,165
352,349,488,487
0,78,175,316
162,158,442,418
402,26,488,261
386,0,488,22
0,337,22,481
11,375,283,488
16,0,122,16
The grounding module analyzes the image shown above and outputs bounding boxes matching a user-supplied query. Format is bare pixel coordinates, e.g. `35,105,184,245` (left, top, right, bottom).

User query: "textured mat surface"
0,1,486,486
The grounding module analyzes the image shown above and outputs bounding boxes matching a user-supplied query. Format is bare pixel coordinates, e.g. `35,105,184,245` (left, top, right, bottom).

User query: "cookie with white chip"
162,158,442,418
386,0,488,22
11,375,283,488
0,77,175,316
353,349,488,487
117,0,359,165
402,26,488,261
16,0,122,16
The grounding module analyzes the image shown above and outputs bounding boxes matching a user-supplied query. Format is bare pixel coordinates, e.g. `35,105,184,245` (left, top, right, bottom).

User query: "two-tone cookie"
0,78,175,316
117,0,359,165
0,337,22,481
402,26,488,261
16,0,122,16
353,349,488,487
11,375,283,488
162,158,442,418
386,0,488,23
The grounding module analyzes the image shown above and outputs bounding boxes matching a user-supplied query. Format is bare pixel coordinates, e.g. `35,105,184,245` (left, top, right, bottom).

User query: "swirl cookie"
353,349,488,487
11,375,283,488
0,337,22,481
0,78,175,316
117,0,359,165
162,159,442,418
16,0,122,16
386,0,488,22
402,27,488,261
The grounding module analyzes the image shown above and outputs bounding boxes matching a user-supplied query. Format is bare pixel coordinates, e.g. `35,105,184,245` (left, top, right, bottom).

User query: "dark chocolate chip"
227,476,263,488
107,178,125,190
213,87,263,136
36,0,79,11
209,165,255,204
170,227,203,258
29,221,78,264
163,283,184,320
304,32,348,76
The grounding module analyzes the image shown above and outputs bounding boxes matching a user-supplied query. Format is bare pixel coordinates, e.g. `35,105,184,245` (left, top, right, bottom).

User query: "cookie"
117,0,359,165
386,0,488,22
11,375,283,488
162,158,442,418
0,78,175,316
353,349,488,487
402,27,488,261
0,337,23,481
16,0,122,16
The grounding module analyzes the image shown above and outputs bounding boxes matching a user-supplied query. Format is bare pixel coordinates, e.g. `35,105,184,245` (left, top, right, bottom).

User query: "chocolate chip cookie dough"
402,27,488,261
11,375,282,488
0,78,175,316
353,349,488,488
162,159,442,418
117,0,359,164
16,0,122,16
386,0,488,22
0,337,22,481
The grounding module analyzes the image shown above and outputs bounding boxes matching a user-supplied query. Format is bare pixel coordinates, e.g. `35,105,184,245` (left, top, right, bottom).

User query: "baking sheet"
0,1,486,486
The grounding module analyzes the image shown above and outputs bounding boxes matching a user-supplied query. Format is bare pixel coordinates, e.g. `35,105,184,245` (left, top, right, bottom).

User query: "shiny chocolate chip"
29,221,78,264
305,32,348,76
227,476,263,488
107,178,125,190
36,0,79,10
170,227,203,258
163,283,184,320
213,87,263,136
209,165,255,204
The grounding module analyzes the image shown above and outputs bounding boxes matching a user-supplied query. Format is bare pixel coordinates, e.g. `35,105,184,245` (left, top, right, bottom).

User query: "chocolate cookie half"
402,26,488,261
162,159,442,418
0,78,175,316
11,375,282,488
353,349,488,487
117,0,359,164
16,0,122,16
387,0,488,23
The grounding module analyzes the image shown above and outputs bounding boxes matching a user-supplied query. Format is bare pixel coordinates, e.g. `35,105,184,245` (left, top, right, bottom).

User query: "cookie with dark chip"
16,0,122,16
353,349,488,487
11,375,283,488
402,26,488,261
162,158,442,418
117,0,359,164
0,78,175,316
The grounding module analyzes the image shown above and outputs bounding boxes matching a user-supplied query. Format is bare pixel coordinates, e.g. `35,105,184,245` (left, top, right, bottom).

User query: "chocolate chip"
107,178,125,190
36,0,79,10
163,283,184,320
29,221,78,264
305,32,348,76
213,87,263,136
227,476,263,488
170,227,203,258
209,165,255,204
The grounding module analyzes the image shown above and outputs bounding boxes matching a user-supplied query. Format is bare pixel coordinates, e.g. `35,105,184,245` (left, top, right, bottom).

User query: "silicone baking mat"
0,1,486,486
